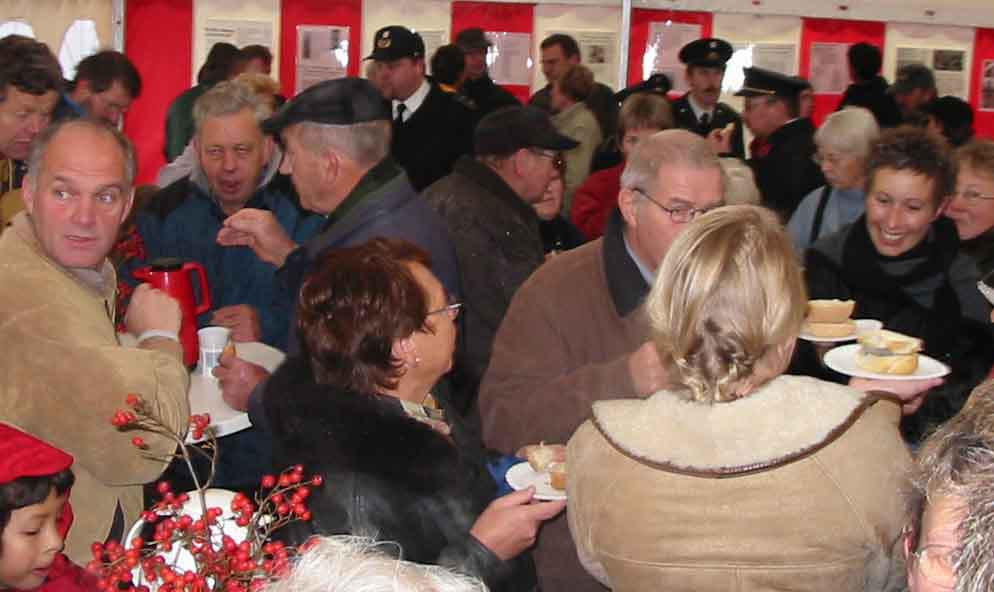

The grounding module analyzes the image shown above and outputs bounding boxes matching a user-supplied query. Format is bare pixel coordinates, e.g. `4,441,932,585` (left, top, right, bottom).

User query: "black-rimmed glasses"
632,187,715,224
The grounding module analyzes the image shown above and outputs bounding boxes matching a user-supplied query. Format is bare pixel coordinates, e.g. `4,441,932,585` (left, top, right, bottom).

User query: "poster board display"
295,25,349,94
895,46,968,98
809,42,849,94
486,31,532,86
627,9,712,87
197,18,276,83
644,21,702,93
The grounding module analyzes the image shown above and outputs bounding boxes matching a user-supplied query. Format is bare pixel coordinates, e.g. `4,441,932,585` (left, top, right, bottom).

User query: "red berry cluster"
189,414,211,442
90,395,324,591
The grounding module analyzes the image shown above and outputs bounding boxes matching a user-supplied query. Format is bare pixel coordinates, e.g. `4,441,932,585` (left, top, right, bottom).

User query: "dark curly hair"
0,35,63,103
865,125,956,207
297,238,434,394
0,469,75,553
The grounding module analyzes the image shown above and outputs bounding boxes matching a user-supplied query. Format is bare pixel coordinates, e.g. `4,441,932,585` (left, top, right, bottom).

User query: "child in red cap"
0,423,95,591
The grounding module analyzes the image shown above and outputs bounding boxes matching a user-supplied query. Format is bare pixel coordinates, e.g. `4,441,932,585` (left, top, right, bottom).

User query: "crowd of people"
1,22,994,592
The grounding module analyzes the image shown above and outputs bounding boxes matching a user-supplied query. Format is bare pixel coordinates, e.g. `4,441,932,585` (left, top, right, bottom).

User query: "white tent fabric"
58,19,101,80
0,20,36,39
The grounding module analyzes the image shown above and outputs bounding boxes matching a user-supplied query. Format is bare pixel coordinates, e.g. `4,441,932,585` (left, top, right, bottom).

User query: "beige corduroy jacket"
568,375,911,592
0,213,189,563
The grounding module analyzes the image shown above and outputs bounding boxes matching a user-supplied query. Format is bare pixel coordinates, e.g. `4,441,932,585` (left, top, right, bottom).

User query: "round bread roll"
806,299,855,323
803,319,856,338
548,462,567,491
856,349,919,375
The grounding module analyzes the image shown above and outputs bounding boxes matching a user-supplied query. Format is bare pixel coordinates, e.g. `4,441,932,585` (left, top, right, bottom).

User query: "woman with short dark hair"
801,126,994,442
264,238,562,592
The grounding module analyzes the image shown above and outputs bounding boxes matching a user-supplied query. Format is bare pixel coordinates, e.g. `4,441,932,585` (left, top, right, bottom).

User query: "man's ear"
21,176,35,215
618,187,640,229
319,147,340,187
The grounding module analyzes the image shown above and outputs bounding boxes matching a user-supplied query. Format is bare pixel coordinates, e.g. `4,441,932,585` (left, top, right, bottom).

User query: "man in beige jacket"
0,118,189,563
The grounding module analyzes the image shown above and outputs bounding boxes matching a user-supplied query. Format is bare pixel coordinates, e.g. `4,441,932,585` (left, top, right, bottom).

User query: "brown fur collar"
592,375,899,477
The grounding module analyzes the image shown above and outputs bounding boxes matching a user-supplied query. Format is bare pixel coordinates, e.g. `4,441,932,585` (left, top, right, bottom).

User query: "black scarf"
840,215,962,352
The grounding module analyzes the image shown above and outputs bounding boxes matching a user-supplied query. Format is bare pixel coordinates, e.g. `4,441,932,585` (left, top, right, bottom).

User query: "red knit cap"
0,423,74,483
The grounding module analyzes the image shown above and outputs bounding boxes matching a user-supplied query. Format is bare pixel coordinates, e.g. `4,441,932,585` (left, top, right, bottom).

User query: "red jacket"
570,163,624,241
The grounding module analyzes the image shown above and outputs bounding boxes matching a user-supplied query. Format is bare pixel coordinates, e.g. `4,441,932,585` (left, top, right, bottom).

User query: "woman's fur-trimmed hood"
593,375,893,477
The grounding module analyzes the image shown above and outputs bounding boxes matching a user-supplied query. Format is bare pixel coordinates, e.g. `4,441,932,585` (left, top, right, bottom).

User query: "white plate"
823,343,951,380
799,319,883,343
187,342,285,442
505,462,566,501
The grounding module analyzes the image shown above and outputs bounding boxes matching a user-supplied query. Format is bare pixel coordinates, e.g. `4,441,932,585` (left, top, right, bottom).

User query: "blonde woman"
568,205,911,591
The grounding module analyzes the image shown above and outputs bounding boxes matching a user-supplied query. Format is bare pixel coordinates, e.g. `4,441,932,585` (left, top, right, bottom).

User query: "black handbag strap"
809,185,833,244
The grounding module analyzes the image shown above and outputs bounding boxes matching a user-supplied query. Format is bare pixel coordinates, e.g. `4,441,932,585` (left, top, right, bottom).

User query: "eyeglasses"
427,301,462,320
910,543,958,589
530,149,566,172
632,188,715,224
952,188,994,203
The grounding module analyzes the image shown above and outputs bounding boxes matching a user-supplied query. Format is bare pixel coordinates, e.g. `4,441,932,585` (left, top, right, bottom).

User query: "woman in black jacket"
264,238,562,592
798,127,994,442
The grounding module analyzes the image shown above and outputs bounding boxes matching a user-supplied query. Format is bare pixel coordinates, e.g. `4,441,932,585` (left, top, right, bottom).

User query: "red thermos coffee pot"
132,258,212,367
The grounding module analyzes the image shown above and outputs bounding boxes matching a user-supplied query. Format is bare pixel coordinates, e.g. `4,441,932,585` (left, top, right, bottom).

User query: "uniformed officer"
672,37,745,158
732,66,825,221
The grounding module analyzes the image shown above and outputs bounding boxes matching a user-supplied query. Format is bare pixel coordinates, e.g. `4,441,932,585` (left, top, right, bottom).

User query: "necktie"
395,103,407,126
699,112,711,128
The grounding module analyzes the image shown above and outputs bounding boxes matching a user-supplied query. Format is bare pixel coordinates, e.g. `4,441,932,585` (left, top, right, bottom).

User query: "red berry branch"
91,394,322,591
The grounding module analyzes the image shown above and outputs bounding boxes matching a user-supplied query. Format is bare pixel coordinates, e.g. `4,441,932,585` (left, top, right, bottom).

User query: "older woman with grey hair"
906,381,994,592
787,106,880,251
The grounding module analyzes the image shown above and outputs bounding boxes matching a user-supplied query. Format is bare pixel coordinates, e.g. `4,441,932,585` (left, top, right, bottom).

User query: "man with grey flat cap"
367,25,475,191
719,66,824,220
672,37,745,158
214,77,460,411
423,105,577,406
455,27,520,117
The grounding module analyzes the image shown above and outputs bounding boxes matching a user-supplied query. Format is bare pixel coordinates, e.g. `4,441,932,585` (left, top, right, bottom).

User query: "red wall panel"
124,0,194,186
799,18,886,127
970,28,994,139
451,1,534,103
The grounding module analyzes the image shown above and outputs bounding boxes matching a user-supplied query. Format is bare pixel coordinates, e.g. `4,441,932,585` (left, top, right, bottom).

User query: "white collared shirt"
686,93,715,123
393,79,431,122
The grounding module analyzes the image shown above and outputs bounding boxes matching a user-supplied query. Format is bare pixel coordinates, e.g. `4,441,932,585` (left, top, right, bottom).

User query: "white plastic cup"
198,326,231,376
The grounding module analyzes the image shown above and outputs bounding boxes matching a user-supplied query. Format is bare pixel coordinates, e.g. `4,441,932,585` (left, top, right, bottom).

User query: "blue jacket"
121,164,324,349
280,159,460,357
